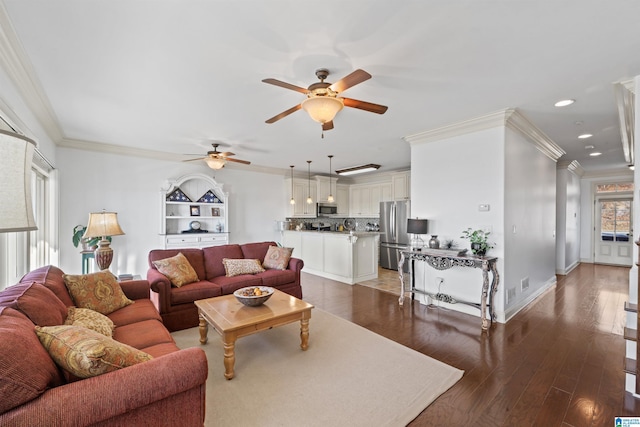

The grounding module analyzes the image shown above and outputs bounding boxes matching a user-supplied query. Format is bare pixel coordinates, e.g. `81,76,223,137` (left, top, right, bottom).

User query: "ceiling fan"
183,143,251,170
262,68,388,133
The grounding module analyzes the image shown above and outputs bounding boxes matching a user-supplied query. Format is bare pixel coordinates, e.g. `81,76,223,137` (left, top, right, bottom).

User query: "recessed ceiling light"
589,152,602,157
584,145,595,149
554,99,575,107
578,133,593,139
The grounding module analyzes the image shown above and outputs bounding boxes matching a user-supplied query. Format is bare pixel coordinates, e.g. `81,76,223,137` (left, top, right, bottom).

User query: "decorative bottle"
428,235,440,249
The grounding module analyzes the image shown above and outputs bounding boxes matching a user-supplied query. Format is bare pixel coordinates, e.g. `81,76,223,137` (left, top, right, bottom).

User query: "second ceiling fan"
262,68,388,133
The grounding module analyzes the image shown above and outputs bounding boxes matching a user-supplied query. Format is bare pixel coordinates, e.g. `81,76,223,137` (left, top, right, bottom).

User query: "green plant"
72,225,110,249
460,228,494,255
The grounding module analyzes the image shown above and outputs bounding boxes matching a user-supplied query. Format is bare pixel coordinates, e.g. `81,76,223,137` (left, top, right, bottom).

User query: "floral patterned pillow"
262,246,293,270
152,252,199,287
35,325,153,379
222,258,265,277
63,271,133,315
64,307,115,337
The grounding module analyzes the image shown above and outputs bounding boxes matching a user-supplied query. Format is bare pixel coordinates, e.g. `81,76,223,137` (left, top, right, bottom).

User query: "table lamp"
83,210,125,270
407,218,428,249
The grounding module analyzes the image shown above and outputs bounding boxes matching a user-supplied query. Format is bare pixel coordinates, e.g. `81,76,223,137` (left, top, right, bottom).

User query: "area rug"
172,308,463,427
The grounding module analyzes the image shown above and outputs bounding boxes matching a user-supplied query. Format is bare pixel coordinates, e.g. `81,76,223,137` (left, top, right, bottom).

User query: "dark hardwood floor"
300,263,639,426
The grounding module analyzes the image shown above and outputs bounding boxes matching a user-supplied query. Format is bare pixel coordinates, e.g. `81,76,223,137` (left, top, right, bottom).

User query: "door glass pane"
600,200,631,241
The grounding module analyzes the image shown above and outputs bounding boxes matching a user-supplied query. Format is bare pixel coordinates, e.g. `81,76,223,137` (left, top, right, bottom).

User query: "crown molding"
403,108,565,162
581,167,633,180
557,160,584,177
614,80,635,165
0,2,63,143
58,136,287,175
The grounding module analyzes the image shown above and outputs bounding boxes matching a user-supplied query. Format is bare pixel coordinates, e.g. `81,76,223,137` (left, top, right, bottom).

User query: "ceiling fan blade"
262,78,308,94
226,158,251,165
329,69,371,93
265,104,302,124
342,97,388,114
183,157,206,162
322,121,334,131
213,151,235,157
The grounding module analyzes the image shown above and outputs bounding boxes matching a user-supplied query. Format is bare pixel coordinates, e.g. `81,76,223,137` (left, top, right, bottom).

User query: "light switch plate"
478,204,490,211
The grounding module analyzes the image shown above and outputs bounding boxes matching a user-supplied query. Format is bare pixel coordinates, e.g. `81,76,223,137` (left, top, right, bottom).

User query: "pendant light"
327,155,334,203
306,160,313,204
289,165,295,205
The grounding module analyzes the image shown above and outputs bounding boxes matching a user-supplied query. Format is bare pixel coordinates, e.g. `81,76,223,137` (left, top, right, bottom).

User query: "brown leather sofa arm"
118,279,150,300
0,347,208,426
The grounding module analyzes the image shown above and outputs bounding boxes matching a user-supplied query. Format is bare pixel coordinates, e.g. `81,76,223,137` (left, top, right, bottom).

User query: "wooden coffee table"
194,289,314,380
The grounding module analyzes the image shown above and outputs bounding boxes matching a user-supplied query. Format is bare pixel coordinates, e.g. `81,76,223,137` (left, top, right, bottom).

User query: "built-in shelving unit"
160,173,229,249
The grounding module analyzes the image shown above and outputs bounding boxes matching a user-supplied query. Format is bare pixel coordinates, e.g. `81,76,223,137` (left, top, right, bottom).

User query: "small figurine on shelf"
216,222,223,232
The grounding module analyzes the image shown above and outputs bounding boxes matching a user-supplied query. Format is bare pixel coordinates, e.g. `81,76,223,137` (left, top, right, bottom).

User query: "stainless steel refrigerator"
379,200,410,271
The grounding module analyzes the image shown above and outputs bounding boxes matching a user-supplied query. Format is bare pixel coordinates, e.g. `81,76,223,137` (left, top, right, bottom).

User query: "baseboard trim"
556,261,580,276
502,276,557,323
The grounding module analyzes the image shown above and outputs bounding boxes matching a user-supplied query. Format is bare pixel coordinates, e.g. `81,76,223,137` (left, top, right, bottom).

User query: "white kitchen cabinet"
286,178,317,217
336,184,349,216
160,173,229,249
392,171,411,200
315,176,339,203
282,231,379,284
350,182,392,217
300,232,324,271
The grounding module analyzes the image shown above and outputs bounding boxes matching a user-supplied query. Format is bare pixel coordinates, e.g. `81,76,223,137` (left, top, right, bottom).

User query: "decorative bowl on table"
233,286,275,306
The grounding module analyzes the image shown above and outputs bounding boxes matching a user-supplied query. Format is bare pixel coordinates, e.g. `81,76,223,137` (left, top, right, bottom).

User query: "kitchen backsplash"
285,217,380,232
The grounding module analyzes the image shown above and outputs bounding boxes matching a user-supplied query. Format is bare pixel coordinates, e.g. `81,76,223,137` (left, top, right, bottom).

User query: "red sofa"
147,241,304,331
0,265,207,426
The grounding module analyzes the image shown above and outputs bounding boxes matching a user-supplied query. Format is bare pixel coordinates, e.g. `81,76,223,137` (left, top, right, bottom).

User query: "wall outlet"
521,277,530,291
507,287,516,304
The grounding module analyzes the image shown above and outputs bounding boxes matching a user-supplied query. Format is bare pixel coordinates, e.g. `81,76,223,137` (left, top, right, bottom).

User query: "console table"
398,249,499,330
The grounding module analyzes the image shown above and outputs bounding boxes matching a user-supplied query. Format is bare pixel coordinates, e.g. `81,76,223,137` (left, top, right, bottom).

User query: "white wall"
57,147,288,276
503,127,557,320
556,166,581,274
410,126,505,319
409,122,558,323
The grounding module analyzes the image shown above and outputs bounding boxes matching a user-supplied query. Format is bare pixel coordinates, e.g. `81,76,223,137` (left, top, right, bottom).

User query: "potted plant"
72,225,110,251
460,228,494,256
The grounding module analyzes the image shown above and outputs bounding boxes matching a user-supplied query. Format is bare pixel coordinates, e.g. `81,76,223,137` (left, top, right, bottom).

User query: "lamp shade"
83,211,125,238
0,130,37,232
205,157,226,170
301,96,344,124
407,218,428,235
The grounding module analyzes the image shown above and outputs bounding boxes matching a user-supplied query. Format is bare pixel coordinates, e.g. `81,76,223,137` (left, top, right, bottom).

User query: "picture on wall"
190,205,200,216
211,207,220,217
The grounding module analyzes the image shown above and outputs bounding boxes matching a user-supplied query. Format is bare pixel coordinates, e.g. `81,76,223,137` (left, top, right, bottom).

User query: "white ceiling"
2,0,640,176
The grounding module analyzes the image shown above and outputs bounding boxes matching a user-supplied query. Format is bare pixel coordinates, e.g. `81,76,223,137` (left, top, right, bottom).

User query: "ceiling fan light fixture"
205,157,226,169
335,164,381,176
301,96,344,124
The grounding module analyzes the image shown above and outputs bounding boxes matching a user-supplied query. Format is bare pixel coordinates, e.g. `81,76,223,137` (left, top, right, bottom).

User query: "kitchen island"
282,230,379,285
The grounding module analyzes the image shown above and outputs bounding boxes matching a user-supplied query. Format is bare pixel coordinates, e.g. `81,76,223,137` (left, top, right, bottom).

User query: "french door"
594,197,632,266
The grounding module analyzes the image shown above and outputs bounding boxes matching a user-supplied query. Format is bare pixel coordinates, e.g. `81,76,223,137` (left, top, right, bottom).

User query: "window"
0,150,57,289
599,199,631,242
596,182,634,193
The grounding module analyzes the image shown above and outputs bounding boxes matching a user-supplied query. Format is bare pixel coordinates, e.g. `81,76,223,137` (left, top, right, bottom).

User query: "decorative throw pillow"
35,325,153,379
152,252,199,287
0,281,68,326
63,270,133,315
222,258,265,277
64,307,115,337
262,246,293,270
